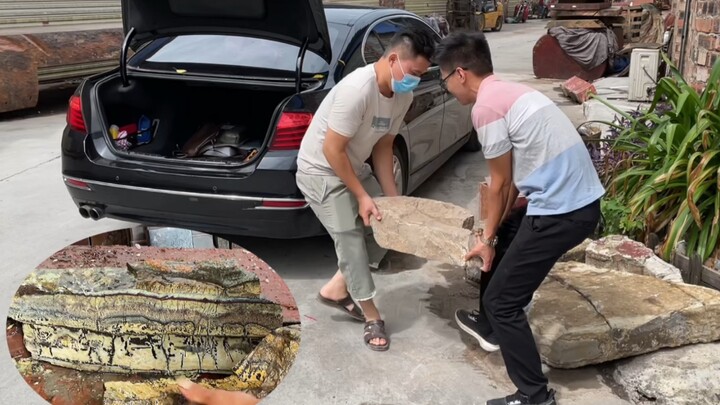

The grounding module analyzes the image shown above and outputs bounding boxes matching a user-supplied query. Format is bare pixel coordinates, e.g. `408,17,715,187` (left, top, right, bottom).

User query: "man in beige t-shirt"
296,27,435,351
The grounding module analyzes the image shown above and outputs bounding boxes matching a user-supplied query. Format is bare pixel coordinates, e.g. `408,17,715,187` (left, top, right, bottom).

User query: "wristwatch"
476,231,498,248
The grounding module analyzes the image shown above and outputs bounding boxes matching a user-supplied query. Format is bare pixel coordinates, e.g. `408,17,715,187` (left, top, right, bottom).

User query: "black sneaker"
487,389,556,405
454,309,500,352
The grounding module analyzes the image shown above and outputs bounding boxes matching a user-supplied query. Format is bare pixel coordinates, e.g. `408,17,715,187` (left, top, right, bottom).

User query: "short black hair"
433,32,493,76
384,26,436,61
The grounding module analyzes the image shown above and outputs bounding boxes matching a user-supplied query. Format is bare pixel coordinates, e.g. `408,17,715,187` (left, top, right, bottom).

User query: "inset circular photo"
6,226,300,405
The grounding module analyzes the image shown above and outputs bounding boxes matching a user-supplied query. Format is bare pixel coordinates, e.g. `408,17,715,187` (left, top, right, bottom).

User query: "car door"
393,17,446,174
440,87,473,151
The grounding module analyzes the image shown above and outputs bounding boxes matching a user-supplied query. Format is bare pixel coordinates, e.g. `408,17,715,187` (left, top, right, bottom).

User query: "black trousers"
478,199,600,400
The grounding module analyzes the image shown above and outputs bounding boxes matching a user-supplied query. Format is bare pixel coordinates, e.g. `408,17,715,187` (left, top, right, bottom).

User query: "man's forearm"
324,148,367,199
483,182,512,240
372,144,398,197
501,184,520,222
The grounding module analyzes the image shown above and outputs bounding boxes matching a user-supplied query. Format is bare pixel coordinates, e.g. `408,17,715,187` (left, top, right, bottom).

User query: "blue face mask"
391,59,421,94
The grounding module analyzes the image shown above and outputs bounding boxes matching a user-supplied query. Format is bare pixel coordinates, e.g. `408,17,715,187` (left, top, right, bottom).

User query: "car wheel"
393,143,408,195
492,16,504,31
463,130,482,152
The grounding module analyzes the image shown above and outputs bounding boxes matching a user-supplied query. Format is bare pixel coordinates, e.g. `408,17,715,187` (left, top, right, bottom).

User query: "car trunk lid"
121,0,332,65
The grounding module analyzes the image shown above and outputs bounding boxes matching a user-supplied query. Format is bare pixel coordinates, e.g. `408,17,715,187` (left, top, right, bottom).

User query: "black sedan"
61,0,478,239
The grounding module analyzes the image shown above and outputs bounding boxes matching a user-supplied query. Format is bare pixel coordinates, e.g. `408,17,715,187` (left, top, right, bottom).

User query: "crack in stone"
665,282,708,312
548,273,613,331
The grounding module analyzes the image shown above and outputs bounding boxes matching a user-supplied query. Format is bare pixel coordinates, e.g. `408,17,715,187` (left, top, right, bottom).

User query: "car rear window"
144,24,344,74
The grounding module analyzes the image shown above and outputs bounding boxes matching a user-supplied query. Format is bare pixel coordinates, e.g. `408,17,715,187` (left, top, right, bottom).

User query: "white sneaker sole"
455,312,500,352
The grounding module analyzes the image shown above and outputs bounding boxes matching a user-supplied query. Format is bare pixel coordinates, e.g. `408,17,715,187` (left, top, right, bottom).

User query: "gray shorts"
296,173,387,301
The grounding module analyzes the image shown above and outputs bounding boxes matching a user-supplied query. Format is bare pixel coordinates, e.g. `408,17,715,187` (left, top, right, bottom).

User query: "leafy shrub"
592,54,720,261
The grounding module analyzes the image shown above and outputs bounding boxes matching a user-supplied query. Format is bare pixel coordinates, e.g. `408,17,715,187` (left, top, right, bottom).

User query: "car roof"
324,5,414,26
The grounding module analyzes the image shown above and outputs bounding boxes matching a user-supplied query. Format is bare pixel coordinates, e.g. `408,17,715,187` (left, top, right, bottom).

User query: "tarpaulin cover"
548,27,619,70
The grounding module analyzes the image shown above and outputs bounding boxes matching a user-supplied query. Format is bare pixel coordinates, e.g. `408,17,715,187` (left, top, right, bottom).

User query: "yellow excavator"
446,0,504,32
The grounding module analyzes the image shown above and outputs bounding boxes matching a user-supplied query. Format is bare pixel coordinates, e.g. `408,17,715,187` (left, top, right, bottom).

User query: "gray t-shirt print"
371,116,391,132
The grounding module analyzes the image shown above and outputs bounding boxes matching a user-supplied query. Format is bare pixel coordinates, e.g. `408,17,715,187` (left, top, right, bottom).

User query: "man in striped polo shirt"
434,32,605,405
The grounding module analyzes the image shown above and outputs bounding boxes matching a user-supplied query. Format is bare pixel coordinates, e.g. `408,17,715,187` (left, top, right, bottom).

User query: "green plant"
592,54,720,262
600,196,645,237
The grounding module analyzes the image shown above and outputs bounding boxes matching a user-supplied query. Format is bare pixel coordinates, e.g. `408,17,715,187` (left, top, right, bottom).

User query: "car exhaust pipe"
79,205,91,218
88,206,105,221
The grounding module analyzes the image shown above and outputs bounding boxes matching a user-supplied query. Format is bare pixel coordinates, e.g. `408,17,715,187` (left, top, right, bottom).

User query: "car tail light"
64,177,92,191
67,95,87,133
270,112,313,150
261,200,307,208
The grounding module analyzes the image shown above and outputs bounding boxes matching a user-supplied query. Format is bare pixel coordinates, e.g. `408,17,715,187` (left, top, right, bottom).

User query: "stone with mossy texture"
9,260,283,374
370,196,476,266
127,260,262,297
102,325,301,404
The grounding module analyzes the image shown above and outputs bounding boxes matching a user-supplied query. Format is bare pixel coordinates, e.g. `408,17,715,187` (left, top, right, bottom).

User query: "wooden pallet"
623,6,644,43
674,252,720,291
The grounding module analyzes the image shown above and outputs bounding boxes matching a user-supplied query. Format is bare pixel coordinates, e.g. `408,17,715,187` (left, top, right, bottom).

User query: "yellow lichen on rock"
102,326,301,404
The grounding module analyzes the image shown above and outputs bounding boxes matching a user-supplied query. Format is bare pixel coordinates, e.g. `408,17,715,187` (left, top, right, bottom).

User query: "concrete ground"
0,20,629,405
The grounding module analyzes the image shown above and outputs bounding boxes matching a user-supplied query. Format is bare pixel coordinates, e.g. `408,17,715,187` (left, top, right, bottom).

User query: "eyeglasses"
439,67,467,92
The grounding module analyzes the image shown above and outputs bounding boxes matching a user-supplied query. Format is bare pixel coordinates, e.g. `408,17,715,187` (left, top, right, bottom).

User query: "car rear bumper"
64,176,326,239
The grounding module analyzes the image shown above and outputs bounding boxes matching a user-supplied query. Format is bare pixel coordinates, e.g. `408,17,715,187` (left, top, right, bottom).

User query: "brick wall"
671,0,720,87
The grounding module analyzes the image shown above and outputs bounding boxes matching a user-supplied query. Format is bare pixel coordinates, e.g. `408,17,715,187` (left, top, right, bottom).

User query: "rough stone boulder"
586,235,684,283
371,196,475,266
611,342,720,405
103,325,301,404
530,262,720,368
8,260,283,374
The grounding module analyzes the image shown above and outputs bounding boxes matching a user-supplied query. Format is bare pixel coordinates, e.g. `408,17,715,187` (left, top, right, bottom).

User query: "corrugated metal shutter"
0,0,121,29
323,0,379,6
405,0,448,17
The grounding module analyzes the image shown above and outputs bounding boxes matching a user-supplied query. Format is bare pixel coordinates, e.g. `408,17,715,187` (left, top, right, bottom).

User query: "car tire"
463,130,482,152
393,143,408,195
492,16,504,31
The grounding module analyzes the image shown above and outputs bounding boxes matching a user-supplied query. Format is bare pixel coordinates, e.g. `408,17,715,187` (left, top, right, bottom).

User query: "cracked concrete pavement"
0,19,629,405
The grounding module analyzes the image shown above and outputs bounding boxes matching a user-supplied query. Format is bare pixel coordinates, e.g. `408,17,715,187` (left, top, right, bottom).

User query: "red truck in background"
0,0,123,113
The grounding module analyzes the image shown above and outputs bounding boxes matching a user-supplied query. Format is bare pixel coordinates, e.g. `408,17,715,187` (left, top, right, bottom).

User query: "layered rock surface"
103,325,301,404
9,260,283,374
530,262,720,368
371,196,475,266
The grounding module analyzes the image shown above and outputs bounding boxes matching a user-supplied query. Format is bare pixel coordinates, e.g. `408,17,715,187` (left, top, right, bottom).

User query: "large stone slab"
8,260,284,374
22,323,258,374
39,245,301,324
23,259,262,298
11,293,279,337
530,262,720,368
103,326,301,404
128,259,262,297
586,235,684,283
371,196,475,266
9,263,282,338
611,343,720,405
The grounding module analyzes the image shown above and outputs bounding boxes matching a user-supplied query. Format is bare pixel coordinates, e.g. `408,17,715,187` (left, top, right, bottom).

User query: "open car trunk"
96,75,294,165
